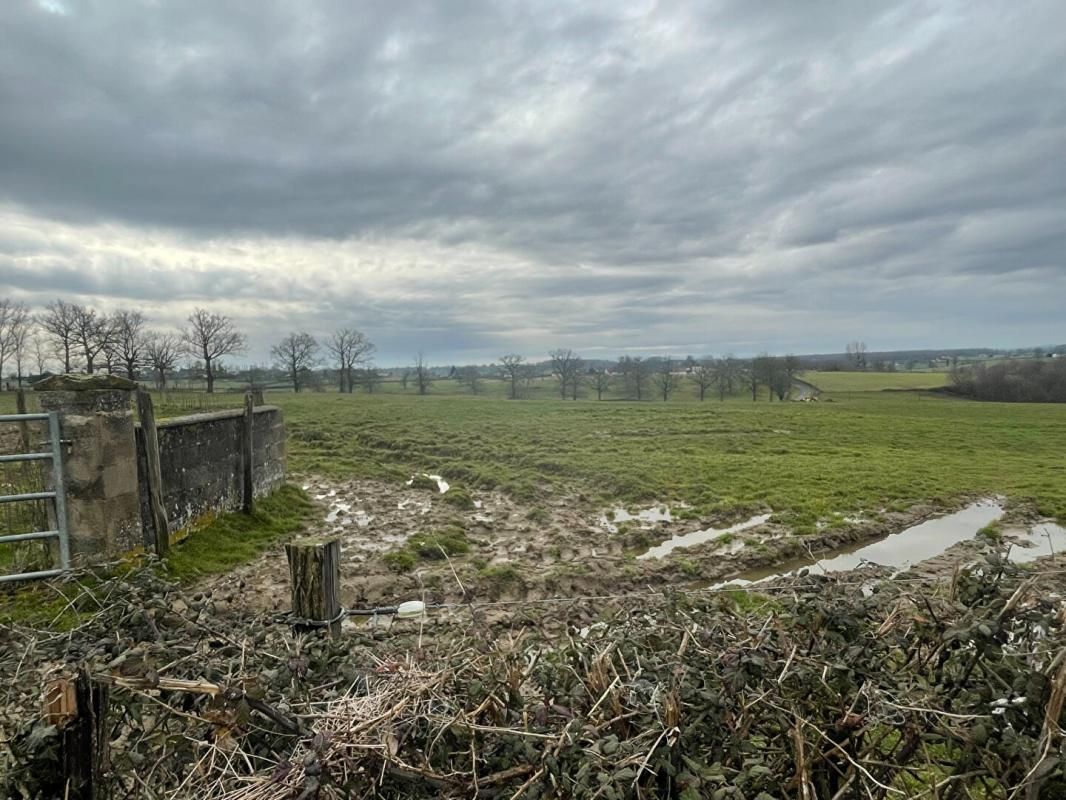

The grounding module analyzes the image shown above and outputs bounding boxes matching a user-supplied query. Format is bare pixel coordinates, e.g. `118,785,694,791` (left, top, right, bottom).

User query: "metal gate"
0,411,69,583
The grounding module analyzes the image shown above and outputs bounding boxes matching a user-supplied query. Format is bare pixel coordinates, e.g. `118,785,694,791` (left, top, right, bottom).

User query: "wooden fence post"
42,668,110,800
286,536,341,636
15,387,30,451
242,392,254,514
136,389,170,557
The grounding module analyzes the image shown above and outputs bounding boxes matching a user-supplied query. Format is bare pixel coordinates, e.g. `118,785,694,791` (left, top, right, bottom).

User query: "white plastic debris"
396,600,427,619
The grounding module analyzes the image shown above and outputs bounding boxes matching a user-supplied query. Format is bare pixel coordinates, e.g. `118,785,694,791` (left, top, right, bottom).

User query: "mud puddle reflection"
716,499,1004,587
638,514,772,560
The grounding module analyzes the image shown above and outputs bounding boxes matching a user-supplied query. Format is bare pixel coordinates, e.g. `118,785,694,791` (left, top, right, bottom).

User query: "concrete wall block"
135,405,287,541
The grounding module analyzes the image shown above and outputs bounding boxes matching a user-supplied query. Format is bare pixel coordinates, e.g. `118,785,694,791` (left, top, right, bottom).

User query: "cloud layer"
2,0,1064,363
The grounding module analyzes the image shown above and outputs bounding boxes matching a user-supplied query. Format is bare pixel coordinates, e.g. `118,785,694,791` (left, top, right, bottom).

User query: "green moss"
163,485,313,582
407,474,440,491
478,564,524,597
526,506,549,523
677,558,701,577
443,487,476,510
383,525,470,573
978,520,1004,542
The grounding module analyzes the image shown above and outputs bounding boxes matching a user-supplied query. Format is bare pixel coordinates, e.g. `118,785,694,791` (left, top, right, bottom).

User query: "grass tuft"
163,485,314,582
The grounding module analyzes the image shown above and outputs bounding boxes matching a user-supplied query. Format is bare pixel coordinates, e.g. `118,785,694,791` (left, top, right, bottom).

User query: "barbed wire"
276,564,1066,628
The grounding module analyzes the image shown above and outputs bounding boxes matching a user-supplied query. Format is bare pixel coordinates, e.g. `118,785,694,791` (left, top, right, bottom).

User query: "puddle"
716,499,1004,587
325,502,351,523
406,473,450,493
639,514,772,560
324,501,374,528
1008,523,1066,564
600,506,674,533
397,498,432,515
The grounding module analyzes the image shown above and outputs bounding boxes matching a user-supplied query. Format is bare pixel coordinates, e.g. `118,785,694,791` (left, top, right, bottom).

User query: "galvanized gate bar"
0,568,63,584
0,491,57,504
49,410,70,570
0,452,53,463
0,409,70,581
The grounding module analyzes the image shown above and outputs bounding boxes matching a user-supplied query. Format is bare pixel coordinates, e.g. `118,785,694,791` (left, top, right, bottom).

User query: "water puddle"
639,514,772,560
325,501,374,528
325,502,351,523
716,499,1005,587
600,506,674,533
1007,523,1066,564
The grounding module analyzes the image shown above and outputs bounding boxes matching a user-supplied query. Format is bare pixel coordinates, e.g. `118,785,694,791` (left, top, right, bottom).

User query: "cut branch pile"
4,552,1066,798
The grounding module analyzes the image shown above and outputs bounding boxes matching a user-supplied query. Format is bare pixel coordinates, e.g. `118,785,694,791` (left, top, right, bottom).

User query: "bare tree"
39,299,79,373
181,309,246,393
9,310,33,386
113,310,149,379
325,328,376,393
413,353,432,395
713,356,744,402
0,300,31,384
653,357,680,401
618,356,649,400
692,360,715,401
400,370,410,391
145,332,181,390
359,365,382,394
69,304,115,374
589,369,611,401
271,332,319,393
846,341,868,371
754,354,790,401
32,334,50,376
747,357,762,401
455,365,482,395
782,354,803,399
549,348,583,400
498,354,527,400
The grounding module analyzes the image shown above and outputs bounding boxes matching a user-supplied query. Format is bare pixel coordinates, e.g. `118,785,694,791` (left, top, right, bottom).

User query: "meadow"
275,385,1066,530
2,372,1063,537
803,369,950,392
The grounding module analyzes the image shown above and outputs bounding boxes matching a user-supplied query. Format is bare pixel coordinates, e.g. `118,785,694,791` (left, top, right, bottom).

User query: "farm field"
273,389,1066,527
804,370,951,392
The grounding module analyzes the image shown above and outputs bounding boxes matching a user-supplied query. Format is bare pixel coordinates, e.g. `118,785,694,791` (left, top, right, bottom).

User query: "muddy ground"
203,476,1062,624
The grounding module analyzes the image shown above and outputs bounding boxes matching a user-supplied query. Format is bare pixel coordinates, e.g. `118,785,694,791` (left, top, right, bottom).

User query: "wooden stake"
15,387,30,452
43,668,109,800
286,536,342,636
242,391,254,514
136,389,169,557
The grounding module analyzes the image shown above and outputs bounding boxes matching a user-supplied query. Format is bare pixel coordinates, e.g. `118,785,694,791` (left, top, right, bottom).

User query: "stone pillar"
34,374,142,561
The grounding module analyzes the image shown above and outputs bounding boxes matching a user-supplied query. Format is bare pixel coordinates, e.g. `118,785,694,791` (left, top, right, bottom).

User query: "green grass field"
3,378,1063,536
274,389,1066,530
805,370,951,392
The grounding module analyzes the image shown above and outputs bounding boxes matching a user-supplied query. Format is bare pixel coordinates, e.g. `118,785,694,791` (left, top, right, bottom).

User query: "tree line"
0,299,376,395
950,357,1066,402
1,298,809,401
422,350,806,402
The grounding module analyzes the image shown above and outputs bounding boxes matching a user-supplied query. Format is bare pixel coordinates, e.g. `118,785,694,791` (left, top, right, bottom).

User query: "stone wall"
135,406,286,544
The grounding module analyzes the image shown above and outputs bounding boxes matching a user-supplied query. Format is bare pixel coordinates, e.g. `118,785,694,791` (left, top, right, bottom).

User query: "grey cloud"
0,0,1064,362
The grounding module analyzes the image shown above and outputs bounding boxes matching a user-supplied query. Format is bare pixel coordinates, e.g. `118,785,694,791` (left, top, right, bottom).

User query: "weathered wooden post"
136,390,170,557
42,667,110,800
242,391,255,514
286,536,341,636
15,387,30,452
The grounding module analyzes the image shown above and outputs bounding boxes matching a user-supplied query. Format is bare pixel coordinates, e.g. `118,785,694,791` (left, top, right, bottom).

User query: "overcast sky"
1,0,1064,365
